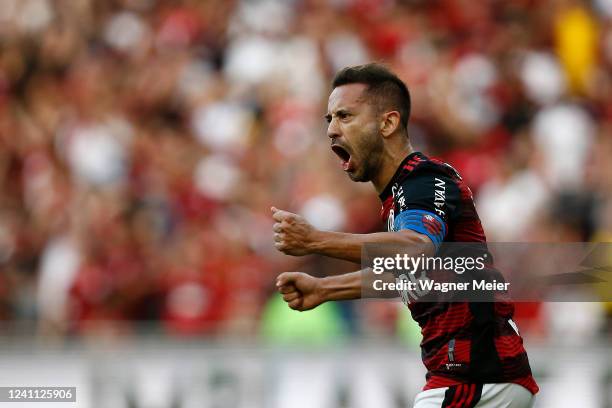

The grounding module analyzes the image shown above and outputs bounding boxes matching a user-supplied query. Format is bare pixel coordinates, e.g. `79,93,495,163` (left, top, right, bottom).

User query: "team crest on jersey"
422,214,442,236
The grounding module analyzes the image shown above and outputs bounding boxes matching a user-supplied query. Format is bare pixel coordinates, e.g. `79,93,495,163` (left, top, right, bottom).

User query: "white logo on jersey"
434,177,446,217
397,273,431,306
387,208,395,232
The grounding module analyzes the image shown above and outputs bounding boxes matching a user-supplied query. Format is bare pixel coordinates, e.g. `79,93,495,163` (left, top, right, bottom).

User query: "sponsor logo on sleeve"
433,177,446,217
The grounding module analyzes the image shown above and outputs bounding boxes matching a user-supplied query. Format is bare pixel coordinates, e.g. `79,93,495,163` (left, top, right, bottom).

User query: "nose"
327,118,340,140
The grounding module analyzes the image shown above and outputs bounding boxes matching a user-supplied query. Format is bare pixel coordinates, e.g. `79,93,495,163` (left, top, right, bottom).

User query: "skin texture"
326,84,384,183
325,83,411,193
273,82,434,312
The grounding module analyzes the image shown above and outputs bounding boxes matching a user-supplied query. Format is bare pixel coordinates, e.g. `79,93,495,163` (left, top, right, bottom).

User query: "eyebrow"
324,109,351,123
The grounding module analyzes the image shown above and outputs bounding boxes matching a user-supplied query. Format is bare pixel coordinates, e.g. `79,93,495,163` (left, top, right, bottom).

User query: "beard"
347,127,384,182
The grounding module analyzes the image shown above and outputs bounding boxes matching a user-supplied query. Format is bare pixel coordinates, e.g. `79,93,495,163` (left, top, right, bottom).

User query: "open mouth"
331,144,353,171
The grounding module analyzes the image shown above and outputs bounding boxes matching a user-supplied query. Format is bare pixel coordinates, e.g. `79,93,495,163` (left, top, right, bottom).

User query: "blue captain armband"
393,209,447,250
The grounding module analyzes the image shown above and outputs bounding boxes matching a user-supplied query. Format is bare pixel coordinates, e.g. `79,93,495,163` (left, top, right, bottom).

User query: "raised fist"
271,207,318,256
276,272,325,311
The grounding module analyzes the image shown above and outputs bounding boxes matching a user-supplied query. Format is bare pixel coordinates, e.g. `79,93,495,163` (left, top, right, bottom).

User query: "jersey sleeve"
392,170,461,249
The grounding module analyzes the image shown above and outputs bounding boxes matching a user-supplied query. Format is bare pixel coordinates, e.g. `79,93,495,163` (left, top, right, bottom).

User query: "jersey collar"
378,151,422,202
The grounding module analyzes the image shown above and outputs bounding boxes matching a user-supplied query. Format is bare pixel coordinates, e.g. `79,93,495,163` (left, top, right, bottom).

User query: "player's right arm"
272,167,460,265
272,207,435,264
276,268,398,311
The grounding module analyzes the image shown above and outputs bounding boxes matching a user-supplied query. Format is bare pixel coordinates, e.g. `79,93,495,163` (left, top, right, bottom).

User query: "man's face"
326,84,383,182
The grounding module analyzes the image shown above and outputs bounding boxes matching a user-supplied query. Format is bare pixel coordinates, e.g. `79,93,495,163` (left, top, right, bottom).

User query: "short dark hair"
332,63,411,130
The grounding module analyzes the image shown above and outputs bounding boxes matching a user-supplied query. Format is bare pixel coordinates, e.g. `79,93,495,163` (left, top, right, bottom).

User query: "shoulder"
391,154,464,221
406,154,462,181
394,154,462,194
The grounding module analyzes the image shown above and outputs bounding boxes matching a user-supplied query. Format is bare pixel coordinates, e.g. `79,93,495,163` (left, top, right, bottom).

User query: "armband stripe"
393,209,447,250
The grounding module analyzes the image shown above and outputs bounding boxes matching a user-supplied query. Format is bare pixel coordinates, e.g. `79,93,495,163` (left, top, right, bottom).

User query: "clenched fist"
276,272,325,311
271,207,319,256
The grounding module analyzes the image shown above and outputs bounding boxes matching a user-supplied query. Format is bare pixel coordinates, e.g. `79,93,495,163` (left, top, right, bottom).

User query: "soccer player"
271,64,538,407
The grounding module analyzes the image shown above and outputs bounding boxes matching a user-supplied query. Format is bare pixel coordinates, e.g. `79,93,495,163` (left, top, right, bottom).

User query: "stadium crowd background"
0,0,611,347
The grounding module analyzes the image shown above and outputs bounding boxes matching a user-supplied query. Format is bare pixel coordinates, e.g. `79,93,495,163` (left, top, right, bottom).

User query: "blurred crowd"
0,0,611,343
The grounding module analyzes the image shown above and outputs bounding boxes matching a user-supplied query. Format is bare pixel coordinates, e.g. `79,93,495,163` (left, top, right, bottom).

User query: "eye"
325,111,352,124
338,111,351,121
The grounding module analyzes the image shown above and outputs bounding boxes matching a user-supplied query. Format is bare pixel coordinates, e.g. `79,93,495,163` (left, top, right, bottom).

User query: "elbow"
396,230,437,256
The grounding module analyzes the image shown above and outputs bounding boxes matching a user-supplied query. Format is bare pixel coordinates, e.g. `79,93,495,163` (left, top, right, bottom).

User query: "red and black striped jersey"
379,152,539,395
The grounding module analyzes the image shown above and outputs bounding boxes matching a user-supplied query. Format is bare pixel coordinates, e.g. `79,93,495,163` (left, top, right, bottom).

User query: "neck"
371,142,413,194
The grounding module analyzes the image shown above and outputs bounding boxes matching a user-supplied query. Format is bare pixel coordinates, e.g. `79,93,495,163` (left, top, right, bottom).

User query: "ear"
380,111,401,138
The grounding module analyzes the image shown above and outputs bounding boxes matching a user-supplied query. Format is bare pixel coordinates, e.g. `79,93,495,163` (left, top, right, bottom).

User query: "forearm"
309,230,432,264
319,268,399,301
272,207,433,264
